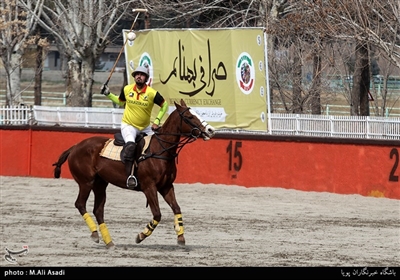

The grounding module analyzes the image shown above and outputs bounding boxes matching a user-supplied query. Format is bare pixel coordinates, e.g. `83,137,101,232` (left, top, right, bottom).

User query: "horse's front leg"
92,180,115,249
136,187,161,244
75,183,101,244
160,184,185,246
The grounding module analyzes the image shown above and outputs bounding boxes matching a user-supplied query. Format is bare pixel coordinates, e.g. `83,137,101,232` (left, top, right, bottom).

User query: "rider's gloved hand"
151,123,160,131
100,84,110,96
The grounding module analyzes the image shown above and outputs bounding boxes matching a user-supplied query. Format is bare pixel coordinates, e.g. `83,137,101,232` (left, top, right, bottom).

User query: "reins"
138,107,202,162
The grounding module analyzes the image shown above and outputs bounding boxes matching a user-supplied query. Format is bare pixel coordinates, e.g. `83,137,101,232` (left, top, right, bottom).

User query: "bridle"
138,107,208,162
178,107,210,139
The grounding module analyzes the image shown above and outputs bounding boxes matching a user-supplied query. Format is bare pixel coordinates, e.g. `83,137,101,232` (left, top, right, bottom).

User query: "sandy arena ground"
1,175,399,269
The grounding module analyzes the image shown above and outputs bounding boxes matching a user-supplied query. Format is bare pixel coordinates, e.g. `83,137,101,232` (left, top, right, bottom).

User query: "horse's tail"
52,146,74,178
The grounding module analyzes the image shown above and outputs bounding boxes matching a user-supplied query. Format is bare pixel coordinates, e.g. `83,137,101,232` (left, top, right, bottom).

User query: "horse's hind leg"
92,177,115,249
75,183,100,244
160,184,185,246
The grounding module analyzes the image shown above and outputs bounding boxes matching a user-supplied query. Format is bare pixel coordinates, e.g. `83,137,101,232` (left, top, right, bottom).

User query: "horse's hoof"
177,234,185,246
136,233,146,244
106,241,115,249
91,231,100,243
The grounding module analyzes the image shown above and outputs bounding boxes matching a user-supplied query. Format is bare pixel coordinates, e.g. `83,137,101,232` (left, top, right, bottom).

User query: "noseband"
140,107,208,162
178,107,206,139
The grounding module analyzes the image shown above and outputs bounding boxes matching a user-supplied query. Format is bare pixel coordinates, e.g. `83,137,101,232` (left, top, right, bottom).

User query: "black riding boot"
123,142,137,189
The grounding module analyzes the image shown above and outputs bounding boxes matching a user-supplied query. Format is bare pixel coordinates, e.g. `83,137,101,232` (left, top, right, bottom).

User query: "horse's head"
174,99,216,141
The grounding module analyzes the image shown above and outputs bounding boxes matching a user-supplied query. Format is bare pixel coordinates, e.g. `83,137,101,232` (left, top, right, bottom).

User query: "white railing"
0,105,32,125
1,105,399,140
32,105,123,128
272,102,400,117
268,113,400,139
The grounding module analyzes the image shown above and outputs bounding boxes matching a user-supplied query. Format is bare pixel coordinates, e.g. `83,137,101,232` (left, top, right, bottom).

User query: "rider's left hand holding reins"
152,123,160,131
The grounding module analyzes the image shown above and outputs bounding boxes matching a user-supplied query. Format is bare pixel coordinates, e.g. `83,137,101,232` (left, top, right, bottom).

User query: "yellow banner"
123,28,267,130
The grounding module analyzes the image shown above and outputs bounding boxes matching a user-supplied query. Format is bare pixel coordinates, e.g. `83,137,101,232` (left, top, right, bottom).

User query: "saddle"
100,132,151,162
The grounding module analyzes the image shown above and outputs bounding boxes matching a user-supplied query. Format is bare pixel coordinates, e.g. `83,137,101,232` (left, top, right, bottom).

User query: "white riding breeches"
121,122,154,143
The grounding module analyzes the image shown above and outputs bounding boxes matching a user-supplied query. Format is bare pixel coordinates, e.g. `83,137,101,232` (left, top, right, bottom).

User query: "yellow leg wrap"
83,213,97,233
99,223,112,245
174,214,184,235
142,220,159,237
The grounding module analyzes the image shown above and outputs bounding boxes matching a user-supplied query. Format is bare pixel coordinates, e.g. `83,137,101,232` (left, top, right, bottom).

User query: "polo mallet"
101,8,148,94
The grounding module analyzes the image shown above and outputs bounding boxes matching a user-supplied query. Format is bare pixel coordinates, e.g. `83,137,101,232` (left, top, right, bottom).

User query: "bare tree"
21,0,140,107
265,0,399,116
310,42,322,115
264,0,289,113
349,42,369,116
139,0,262,28
13,0,398,114
314,0,399,116
161,0,400,117
0,0,43,106
266,0,331,114
33,27,49,105
325,0,400,69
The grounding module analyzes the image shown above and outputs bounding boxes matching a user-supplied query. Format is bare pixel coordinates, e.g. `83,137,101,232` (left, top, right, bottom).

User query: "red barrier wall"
176,138,400,199
1,127,399,199
0,128,31,176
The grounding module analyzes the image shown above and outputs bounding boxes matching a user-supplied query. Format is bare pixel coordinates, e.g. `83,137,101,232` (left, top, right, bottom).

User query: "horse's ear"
174,101,182,110
174,99,186,110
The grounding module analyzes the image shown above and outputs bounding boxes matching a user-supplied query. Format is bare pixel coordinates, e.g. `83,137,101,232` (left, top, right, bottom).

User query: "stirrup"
126,175,138,190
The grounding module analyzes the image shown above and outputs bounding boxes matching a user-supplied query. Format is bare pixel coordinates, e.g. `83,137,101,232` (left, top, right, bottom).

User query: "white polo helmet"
132,65,150,79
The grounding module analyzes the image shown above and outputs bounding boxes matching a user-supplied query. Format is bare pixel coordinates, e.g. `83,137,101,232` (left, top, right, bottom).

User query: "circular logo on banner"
138,52,153,86
236,52,255,95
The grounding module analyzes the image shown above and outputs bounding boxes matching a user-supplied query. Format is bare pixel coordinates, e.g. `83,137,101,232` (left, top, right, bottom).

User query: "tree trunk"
292,46,302,113
359,45,370,116
266,0,285,114
34,42,43,106
6,52,23,106
351,42,370,116
66,58,95,107
310,50,322,114
145,12,150,29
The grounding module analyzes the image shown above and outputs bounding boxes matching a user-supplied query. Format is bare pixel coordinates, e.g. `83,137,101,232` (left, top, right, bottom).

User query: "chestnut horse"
52,99,216,249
